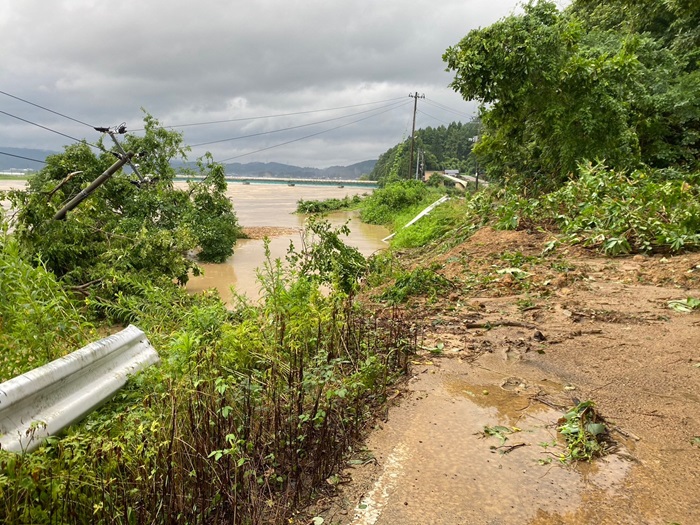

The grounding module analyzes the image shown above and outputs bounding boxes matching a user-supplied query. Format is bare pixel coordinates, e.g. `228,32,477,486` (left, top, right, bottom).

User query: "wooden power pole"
408,92,425,180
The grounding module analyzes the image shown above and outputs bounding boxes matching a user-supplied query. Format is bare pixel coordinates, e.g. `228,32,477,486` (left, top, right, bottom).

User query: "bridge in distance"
178,175,379,188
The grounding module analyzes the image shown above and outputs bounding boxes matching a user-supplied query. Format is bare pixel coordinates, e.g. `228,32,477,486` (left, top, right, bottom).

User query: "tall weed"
0,237,93,380
0,221,416,524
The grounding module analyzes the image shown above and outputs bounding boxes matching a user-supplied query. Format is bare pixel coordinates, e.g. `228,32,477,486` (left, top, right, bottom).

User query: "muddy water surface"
2,181,385,301
186,184,388,302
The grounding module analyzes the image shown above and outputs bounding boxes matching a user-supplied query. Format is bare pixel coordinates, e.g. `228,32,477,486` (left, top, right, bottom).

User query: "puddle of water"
356,364,634,524
445,376,550,422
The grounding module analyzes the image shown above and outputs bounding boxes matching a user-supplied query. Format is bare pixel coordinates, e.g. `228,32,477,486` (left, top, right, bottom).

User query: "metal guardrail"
0,325,159,453
382,195,450,242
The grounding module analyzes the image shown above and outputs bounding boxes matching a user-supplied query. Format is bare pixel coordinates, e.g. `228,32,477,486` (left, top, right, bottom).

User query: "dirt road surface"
314,228,700,525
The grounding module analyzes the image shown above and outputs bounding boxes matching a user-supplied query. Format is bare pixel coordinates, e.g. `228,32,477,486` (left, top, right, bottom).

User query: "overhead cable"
416,109,452,126
189,100,407,148
217,101,411,163
0,110,102,151
0,89,94,128
423,98,472,119
0,150,48,164
137,96,408,131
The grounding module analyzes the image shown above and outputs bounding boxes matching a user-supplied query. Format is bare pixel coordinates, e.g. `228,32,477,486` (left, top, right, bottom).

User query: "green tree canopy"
443,0,699,189
8,115,241,300
369,122,480,185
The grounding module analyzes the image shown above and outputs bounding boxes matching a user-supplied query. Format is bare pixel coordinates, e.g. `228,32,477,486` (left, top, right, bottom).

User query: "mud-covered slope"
315,228,700,525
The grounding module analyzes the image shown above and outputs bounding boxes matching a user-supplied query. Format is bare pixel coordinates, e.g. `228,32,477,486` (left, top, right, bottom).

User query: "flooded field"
2,180,387,301
185,183,388,302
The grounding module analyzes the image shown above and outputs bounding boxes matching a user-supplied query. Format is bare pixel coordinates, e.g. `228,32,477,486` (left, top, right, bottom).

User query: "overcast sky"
1,0,536,168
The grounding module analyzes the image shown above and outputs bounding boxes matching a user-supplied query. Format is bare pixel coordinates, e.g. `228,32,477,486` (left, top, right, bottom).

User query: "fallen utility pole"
95,123,144,182
53,152,133,220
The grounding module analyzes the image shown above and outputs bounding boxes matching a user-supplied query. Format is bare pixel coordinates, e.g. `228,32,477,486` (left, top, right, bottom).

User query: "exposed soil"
241,226,303,239
308,228,700,525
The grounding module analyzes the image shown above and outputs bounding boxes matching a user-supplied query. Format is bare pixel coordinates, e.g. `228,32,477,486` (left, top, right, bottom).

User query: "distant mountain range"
218,160,376,180
0,147,376,179
0,147,59,171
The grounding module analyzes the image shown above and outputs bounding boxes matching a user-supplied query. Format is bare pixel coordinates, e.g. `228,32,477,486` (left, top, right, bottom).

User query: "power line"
189,100,407,148
1,110,85,142
0,89,94,128
0,110,102,151
0,150,47,164
423,98,472,119
416,109,452,126
136,96,408,131
217,101,410,163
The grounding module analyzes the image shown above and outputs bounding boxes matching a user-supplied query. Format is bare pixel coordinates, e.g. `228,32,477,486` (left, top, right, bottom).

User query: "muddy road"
314,228,700,525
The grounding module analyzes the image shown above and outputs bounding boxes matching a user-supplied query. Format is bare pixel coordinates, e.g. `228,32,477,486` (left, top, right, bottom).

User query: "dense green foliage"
389,198,464,249
296,193,363,214
444,0,699,187
0,236,93,380
359,180,438,225
0,219,414,524
379,266,454,304
522,164,700,254
366,165,700,256
7,116,241,298
369,122,479,184
286,217,368,295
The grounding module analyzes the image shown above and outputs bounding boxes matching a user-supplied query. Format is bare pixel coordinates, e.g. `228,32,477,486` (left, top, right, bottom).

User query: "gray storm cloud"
0,0,525,167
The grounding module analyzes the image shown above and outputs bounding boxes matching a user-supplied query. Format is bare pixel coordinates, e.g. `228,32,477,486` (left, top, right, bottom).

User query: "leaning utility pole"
408,92,425,180
95,123,144,182
53,152,134,220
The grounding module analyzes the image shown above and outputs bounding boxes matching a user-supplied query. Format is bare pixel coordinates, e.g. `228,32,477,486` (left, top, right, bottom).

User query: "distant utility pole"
408,92,425,180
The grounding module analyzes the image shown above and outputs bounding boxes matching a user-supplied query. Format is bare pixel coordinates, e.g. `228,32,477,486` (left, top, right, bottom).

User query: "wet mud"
320,228,700,525
337,360,638,525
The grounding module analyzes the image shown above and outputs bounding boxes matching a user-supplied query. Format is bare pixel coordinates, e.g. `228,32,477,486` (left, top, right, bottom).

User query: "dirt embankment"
310,227,700,525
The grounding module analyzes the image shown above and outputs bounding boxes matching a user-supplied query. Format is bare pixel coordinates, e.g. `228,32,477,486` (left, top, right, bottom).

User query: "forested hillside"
369,121,479,183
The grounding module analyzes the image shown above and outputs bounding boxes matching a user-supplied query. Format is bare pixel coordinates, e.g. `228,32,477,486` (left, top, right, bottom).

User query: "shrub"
360,180,436,225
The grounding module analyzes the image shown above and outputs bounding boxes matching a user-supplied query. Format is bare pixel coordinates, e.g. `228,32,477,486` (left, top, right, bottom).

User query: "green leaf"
586,423,606,436
668,298,700,313
497,268,531,279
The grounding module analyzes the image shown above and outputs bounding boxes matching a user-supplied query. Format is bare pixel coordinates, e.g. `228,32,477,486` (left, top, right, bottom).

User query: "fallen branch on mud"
464,320,538,330
491,442,528,454
531,393,569,411
611,426,641,442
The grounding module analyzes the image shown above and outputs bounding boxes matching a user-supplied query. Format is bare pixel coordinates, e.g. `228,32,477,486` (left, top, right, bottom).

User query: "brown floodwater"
1,180,387,302
185,184,388,303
